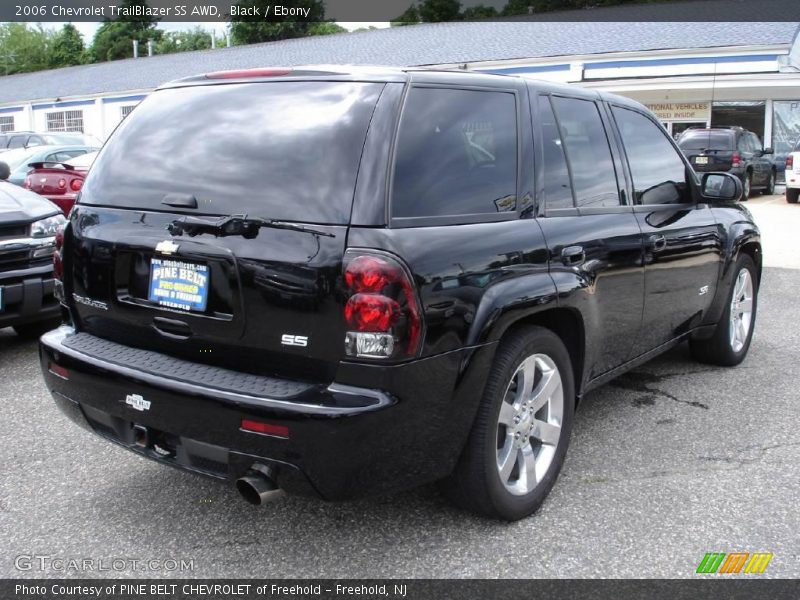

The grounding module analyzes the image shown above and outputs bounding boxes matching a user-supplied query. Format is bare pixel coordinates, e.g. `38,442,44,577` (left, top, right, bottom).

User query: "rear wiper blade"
167,214,334,238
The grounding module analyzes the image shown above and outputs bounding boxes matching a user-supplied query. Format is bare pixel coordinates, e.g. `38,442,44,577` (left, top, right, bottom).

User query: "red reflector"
70,178,83,192
48,363,69,379
241,419,289,438
345,294,400,331
205,68,292,79
344,255,401,293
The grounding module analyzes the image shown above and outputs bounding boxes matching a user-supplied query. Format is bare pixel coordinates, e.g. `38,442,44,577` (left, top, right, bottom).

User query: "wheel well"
503,308,585,404
739,241,763,285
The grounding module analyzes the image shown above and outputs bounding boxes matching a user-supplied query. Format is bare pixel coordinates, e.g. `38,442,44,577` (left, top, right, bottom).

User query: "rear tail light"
57,178,67,189
241,418,289,438
48,362,69,380
70,178,82,192
787,155,794,169
343,251,422,360
53,224,65,281
732,151,742,167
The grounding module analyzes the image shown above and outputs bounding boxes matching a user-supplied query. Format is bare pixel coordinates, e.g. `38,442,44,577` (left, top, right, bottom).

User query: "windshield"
80,81,384,224
0,147,40,171
678,131,733,152
42,133,101,146
67,151,98,168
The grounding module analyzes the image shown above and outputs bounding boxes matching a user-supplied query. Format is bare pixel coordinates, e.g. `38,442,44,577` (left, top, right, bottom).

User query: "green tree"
391,5,420,26
0,23,52,75
229,0,326,44
462,4,499,18
90,0,163,62
307,22,347,36
417,0,462,21
156,27,222,54
49,23,85,68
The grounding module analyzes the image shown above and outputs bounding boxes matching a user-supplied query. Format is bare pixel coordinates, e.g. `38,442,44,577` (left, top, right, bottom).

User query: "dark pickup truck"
40,67,760,520
0,162,65,336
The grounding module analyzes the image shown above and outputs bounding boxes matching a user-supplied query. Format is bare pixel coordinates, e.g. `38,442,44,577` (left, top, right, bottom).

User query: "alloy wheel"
495,354,564,496
729,268,754,353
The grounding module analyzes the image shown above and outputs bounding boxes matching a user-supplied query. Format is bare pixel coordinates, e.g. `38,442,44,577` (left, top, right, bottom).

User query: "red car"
24,151,97,215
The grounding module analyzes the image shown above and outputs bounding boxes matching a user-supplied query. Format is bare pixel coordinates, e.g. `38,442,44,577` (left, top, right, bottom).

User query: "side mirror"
701,172,743,202
0,161,9,181
763,147,774,155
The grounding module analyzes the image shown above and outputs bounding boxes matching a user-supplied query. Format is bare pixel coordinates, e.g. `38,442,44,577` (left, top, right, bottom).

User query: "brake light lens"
787,155,794,169
343,251,422,359
732,151,742,167
70,178,82,192
57,178,66,189
53,224,65,281
205,67,292,79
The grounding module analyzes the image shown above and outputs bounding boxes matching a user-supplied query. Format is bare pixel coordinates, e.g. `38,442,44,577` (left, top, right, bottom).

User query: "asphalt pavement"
1,194,798,578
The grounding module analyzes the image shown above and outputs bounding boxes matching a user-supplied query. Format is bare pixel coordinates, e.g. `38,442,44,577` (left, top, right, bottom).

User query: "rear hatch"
66,78,386,382
678,130,735,172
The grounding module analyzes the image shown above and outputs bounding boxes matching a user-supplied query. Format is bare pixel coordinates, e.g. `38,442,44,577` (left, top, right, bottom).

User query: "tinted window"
538,96,574,210
27,136,44,147
550,96,620,208
678,131,733,152
81,82,383,224
392,87,517,218
613,107,690,205
748,132,762,151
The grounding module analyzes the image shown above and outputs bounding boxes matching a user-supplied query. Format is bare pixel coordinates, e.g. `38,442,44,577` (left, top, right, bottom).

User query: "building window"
120,105,136,120
773,101,800,157
46,110,84,133
0,115,13,132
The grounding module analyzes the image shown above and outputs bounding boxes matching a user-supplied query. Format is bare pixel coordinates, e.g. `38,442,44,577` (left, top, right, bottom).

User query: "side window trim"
388,83,524,228
539,94,578,216
607,102,699,207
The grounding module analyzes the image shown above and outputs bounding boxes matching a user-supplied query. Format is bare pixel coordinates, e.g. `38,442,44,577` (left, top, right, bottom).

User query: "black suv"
39,68,760,520
0,163,65,336
677,126,776,199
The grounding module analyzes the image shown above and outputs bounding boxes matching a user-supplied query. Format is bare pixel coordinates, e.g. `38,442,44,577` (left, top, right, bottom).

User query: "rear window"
80,81,384,224
678,131,733,152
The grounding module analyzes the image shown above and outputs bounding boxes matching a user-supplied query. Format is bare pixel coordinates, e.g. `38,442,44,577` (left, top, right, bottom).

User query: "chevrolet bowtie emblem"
155,240,180,255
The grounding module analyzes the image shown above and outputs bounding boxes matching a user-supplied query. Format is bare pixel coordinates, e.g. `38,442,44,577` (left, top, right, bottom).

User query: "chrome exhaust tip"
236,464,284,505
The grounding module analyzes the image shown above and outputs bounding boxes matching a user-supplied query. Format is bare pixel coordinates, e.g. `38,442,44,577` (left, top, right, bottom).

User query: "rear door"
533,93,645,379
67,79,387,381
608,103,723,354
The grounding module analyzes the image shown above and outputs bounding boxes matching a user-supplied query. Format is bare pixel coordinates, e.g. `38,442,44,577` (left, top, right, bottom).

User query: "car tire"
788,188,799,204
764,170,776,195
741,172,752,200
441,326,575,520
689,254,757,366
13,318,61,339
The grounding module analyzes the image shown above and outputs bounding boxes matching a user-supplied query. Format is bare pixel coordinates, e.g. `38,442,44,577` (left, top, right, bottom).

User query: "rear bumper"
40,326,495,500
0,264,60,329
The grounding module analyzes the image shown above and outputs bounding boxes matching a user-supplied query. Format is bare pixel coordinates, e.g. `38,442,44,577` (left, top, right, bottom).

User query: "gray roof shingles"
1,21,798,105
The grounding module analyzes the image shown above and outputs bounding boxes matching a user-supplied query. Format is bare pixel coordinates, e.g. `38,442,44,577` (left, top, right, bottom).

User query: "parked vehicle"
0,145,99,187
785,139,800,204
677,126,775,199
0,131,100,151
0,162,66,336
24,152,98,215
40,67,760,520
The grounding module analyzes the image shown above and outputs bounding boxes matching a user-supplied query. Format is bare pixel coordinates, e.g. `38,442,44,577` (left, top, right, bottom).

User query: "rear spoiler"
27,162,76,171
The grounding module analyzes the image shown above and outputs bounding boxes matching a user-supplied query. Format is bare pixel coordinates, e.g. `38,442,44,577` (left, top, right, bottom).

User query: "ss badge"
281,334,308,348
698,285,710,296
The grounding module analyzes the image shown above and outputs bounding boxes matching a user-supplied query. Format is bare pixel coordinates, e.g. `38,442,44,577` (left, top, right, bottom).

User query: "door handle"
648,234,667,252
561,245,585,266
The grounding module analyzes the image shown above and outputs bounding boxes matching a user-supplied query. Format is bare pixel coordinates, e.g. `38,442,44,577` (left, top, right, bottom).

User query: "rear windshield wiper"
167,214,335,239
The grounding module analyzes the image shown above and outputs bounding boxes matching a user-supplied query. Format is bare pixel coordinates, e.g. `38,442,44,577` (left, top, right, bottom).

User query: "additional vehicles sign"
148,258,209,312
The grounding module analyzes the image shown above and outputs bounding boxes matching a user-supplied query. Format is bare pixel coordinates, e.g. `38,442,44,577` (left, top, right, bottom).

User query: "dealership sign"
646,102,710,121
